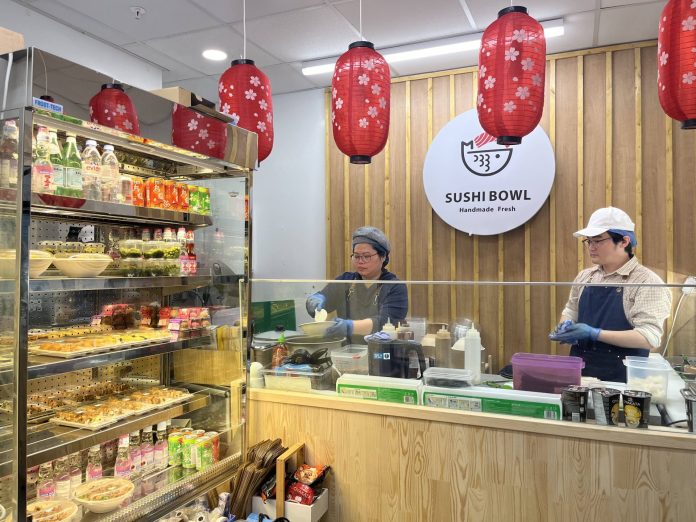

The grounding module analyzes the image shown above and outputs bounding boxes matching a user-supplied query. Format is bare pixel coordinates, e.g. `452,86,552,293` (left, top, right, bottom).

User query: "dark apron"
345,283,380,344
569,284,649,382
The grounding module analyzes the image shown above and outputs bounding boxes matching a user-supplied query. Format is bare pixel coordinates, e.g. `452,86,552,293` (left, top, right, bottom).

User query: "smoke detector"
130,6,146,20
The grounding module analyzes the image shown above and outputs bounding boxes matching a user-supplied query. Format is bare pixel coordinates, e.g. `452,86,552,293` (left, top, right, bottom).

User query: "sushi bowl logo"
461,133,513,176
423,109,555,235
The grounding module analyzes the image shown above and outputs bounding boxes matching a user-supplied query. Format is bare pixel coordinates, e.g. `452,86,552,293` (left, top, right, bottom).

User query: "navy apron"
569,284,649,382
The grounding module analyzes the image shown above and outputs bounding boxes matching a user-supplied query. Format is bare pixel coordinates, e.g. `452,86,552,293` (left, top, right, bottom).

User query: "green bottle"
48,130,65,193
61,134,83,198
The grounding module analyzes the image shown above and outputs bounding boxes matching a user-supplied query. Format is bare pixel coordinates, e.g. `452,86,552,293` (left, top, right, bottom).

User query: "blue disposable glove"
326,317,353,338
305,293,326,317
548,319,574,340
550,323,600,344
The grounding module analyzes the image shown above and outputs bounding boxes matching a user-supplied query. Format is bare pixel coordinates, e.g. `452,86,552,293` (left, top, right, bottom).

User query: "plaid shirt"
561,256,672,349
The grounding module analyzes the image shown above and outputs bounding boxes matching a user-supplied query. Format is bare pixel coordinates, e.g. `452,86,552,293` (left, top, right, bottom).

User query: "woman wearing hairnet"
306,226,408,344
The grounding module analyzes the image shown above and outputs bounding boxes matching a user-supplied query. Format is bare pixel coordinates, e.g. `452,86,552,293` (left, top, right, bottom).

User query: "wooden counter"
248,389,696,521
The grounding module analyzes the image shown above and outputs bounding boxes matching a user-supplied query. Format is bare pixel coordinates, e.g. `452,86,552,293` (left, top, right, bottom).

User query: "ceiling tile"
144,25,279,77
188,0,324,24
547,11,596,55
46,0,221,44
19,0,135,45
233,4,358,63
467,0,596,30
122,42,204,81
597,3,661,46
601,0,661,8
261,63,317,95
334,0,475,48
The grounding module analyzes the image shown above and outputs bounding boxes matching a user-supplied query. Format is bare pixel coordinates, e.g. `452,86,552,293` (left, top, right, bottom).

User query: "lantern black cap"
498,6,528,17
101,83,124,91
497,136,522,146
350,155,372,164
682,119,696,130
231,58,255,66
349,41,375,50
39,95,55,102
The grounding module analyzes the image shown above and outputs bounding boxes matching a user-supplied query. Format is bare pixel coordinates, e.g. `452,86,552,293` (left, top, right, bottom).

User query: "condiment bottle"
435,327,452,367
382,318,397,339
464,325,482,384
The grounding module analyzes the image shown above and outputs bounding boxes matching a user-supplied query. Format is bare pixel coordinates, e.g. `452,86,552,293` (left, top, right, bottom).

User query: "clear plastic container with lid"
422,367,476,388
118,239,143,259
623,356,672,403
511,353,584,394
331,345,369,375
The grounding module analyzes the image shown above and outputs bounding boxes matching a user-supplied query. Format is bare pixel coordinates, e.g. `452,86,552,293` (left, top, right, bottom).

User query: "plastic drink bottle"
114,434,131,478
69,452,82,496
86,445,103,481
140,425,154,474
62,134,83,197
81,139,102,200
53,456,71,500
37,461,55,499
154,421,169,471
101,144,120,202
32,126,54,194
129,430,142,478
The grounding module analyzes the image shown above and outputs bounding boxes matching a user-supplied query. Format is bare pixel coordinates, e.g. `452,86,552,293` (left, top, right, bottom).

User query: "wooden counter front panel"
248,397,696,522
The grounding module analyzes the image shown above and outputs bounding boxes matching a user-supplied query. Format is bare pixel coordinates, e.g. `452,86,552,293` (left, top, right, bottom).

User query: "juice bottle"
129,430,142,478
140,425,154,474
101,144,120,202
62,134,83,198
81,139,102,201
69,452,82,496
37,461,55,499
53,456,70,500
48,129,64,191
154,421,168,471
119,174,133,205
132,176,145,206
114,434,131,478
86,445,103,481
32,125,54,194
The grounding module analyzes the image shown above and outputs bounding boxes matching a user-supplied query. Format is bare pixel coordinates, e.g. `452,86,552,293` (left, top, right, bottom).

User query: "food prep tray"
28,332,172,358
49,415,119,431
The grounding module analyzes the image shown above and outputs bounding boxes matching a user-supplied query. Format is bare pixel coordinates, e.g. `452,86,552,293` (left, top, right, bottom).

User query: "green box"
251,300,296,334
423,391,561,420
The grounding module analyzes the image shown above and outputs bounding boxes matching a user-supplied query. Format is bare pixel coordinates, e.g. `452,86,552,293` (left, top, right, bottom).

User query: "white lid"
157,421,167,430
90,445,101,451
130,430,140,436
142,425,152,432
103,144,114,151
85,139,97,147
452,338,467,351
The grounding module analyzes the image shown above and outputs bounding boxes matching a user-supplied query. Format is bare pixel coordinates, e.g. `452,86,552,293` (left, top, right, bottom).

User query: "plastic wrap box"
422,385,562,420
336,374,422,405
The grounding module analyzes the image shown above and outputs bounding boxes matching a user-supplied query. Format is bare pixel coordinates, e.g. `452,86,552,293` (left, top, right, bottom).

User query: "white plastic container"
331,345,368,375
623,356,672,403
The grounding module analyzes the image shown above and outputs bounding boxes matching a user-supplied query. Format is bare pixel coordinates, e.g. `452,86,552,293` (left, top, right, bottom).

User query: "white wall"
0,0,161,90
252,88,326,280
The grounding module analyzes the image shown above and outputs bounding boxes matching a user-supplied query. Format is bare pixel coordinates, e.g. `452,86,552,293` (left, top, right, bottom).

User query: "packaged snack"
177,183,189,211
286,481,315,505
293,464,329,486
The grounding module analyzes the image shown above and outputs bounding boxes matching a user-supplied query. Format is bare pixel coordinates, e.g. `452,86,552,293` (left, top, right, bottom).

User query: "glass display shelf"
33,112,251,178
0,392,211,475
0,273,242,294
0,191,213,228
0,336,212,384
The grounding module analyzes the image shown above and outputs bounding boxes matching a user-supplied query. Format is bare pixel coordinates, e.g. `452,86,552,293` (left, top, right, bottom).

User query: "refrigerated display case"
0,48,256,521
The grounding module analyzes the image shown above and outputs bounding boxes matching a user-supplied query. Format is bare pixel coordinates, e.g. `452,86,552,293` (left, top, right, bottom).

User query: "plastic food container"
422,367,475,388
262,366,335,392
511,353,584,394
623,356,672,403
286,336,345,354
118,239,142,259
331,345,369,375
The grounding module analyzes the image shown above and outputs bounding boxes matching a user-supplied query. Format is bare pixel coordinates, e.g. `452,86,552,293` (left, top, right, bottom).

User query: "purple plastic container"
512,353,585,394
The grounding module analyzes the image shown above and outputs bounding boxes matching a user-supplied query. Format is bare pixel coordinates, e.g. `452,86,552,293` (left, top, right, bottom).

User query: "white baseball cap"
573,207,635,238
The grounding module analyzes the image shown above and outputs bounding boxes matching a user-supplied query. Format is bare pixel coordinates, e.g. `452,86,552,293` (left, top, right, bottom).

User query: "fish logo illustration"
461,132,513,176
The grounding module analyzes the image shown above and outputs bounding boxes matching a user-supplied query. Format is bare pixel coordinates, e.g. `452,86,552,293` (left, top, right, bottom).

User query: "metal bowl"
298,321,335,337
286,335,346,354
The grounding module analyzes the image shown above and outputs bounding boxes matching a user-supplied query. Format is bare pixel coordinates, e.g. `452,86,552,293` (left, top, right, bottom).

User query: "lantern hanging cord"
359,0,363,41
243,0,247,59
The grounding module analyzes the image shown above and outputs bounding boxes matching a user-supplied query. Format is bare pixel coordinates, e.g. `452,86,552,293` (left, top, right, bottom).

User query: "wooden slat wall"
325,41,694,368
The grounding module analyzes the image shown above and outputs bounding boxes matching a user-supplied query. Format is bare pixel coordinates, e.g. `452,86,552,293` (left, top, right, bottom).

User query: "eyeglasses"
351,253,379,262
582,237,612,248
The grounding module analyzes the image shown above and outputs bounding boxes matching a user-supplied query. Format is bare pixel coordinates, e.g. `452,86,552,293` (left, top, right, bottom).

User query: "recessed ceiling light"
202,49,228,61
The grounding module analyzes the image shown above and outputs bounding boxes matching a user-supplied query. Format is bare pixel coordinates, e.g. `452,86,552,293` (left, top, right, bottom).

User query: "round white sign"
423,109,555,235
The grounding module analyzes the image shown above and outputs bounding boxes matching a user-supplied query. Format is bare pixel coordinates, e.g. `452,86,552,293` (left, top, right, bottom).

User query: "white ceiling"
12,0,666,102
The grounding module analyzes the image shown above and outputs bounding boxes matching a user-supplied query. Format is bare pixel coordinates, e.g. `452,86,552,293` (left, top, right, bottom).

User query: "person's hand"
548,319,574,340
550,323,600,344
305,293,326,317
326,318,353,338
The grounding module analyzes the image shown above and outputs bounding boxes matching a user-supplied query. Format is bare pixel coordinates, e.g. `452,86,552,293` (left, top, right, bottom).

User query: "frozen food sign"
423,109,555,235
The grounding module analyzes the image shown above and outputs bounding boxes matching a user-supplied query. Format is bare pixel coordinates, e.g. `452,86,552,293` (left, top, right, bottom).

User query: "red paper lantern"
172,104,228,159
658,0,696,129
218,59,273,163
331,41,390,164
89,83,141,135
477,6,546,145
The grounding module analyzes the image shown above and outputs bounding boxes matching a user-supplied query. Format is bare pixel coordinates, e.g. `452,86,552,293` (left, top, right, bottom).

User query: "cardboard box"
0,27,25,55
252,488,329,522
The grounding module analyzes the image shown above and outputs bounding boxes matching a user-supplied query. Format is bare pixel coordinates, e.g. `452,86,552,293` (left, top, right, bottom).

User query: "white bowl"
0,250,54,279
299,321,336,337
73,477,135,513
53,254,112,278
26,499,78,521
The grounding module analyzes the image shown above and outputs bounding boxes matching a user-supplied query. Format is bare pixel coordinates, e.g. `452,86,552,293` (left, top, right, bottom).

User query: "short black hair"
607,231,633,258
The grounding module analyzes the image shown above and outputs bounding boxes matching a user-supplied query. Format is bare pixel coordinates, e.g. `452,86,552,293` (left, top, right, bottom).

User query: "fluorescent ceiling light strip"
302,19,564,76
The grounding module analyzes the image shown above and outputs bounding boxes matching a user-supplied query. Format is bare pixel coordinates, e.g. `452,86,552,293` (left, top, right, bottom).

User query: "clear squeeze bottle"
464,325,482,384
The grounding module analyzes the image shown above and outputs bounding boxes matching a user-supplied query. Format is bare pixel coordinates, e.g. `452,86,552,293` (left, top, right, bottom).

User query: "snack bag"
286,481,315,505
293,464,330,486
